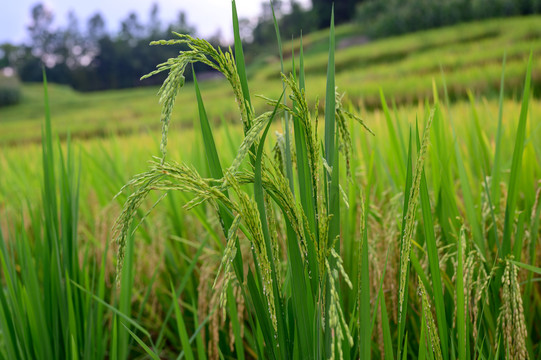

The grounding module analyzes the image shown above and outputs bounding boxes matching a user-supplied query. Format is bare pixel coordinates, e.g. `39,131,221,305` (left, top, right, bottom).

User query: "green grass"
0,72,142,360
1,7,541,360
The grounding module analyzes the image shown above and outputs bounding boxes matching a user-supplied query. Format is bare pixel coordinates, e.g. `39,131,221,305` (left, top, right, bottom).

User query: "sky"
0,0,311,45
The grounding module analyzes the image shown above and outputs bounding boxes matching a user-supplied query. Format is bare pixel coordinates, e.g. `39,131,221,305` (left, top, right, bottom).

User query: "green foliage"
9,3,205,90
0,73,21,107
0,72,109,359
356,0,541,38
0,71,160,360
312,0,358,28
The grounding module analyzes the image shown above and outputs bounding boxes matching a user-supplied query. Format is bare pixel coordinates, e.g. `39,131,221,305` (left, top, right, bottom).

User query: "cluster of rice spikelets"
418,277,443,360
397,108,435,325
497,258,529,359
141,34,255,160
463,248,490,340
325,252,353,360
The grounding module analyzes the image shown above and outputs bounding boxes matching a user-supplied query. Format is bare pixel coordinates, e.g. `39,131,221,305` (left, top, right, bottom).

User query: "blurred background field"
1,16,541,145
0,4,541,145
2,95,540,220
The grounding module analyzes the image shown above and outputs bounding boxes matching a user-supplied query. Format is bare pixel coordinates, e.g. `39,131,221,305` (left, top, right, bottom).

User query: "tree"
87,12,107,43
120,12,144,46
0,44,22,69
312,0,359,28
24,3,74,83
16,2,205,89
166,11,195,35
148,3,162,38
27,3,55,59
280,0,316,38
59,11,83,68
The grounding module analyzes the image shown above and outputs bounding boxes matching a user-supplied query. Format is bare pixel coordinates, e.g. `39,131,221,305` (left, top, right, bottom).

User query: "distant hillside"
1,16,540,145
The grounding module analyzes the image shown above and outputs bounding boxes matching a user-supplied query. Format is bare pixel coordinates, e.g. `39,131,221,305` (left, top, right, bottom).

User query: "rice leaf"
122,325,161,360
192,70,225,183
380,293,394,360
253,90,289,355
70,281,151,339
510,260,541,275
193,69,244,278
271,0,294,192
156,237,208,347
324,6,336,166
419,125,449,359
171,282,195,360
456,229,466,360
502,52,532,257
490,53,507,208
247,269,278,358
452,123,485,254
381,90,406,180
231,0,252,113
419,305,427,360
227,287,245,360
359,183,371,359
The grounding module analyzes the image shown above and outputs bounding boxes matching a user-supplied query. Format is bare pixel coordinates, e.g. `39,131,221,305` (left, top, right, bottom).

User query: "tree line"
0,0,353,91
0,3,205,91
356,0,541,38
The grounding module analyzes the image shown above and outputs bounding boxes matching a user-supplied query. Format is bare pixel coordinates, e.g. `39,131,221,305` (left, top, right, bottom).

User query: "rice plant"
0,72,114,359
113,1,371,358
112,1,541,358
0,71,162,360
